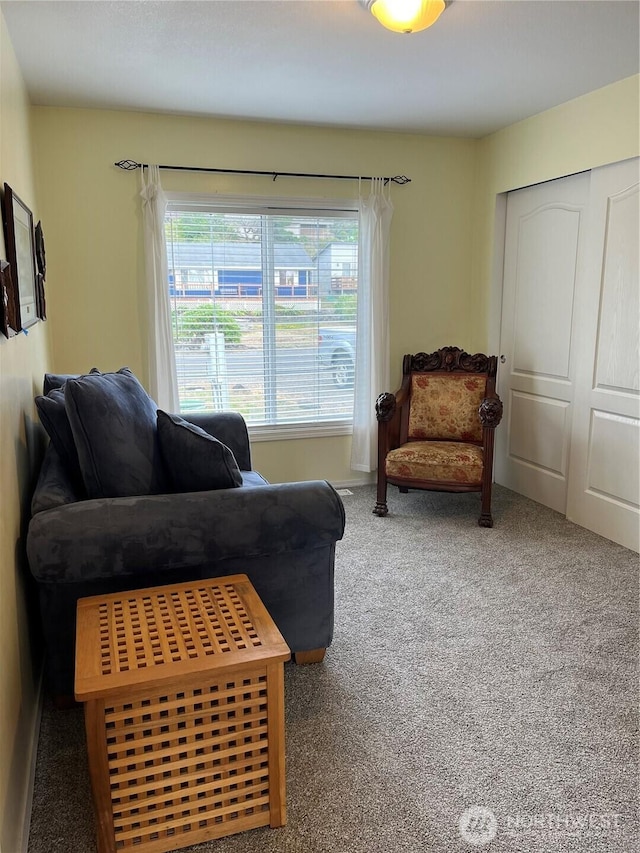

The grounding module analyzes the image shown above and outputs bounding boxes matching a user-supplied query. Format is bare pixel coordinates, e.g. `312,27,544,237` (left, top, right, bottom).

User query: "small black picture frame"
35,221,47,320
2,183,38,330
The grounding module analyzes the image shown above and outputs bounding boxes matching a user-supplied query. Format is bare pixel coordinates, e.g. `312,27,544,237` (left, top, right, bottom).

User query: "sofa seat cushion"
157,411,242,492
64,368,168,499
385,440,484,485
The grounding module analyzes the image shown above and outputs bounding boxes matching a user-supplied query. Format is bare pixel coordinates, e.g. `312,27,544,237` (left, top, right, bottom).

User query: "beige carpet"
27,484,639,852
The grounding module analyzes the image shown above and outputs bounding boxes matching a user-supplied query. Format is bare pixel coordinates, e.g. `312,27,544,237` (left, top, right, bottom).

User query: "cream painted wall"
1,19,638,850
31,106,477,483
471,74,640,354
31,75,639,484
0,12,51,853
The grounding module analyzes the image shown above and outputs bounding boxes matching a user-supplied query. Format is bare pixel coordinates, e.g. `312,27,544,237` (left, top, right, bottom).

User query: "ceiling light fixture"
360,0,446,34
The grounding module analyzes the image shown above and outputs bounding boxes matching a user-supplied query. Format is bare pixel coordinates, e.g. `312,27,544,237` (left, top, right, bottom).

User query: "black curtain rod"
114,160,411,185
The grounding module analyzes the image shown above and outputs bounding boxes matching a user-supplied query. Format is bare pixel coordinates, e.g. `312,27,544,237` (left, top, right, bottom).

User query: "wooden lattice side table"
75,574,290,853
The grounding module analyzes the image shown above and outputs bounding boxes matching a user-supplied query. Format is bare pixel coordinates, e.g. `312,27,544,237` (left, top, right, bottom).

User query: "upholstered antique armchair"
374,347,503,527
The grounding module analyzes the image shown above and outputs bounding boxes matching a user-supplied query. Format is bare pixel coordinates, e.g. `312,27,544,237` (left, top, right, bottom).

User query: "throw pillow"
43,367,100,395
64,368,168,499
35,388,85,494
157,410,243,492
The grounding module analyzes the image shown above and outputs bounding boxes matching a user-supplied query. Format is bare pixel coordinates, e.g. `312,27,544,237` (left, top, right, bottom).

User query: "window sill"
248,421,353,442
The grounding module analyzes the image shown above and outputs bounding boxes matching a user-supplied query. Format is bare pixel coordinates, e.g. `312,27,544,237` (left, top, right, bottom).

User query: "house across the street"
167,241,316,298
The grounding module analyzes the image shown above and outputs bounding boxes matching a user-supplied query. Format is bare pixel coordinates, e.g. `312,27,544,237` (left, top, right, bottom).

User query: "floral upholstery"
385,441,484,485
374,348,502,526
408,374,485,442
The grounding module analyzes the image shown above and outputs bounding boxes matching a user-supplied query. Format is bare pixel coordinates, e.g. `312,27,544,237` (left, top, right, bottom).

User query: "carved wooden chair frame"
374,346,503,527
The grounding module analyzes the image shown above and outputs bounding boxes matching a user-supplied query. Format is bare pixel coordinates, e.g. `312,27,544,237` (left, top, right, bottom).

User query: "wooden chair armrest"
479,393,503,429
375,386,409,423
375,392,397,422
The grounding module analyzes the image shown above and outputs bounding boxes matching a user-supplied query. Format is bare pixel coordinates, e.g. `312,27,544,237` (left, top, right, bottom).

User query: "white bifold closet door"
496,158,639,552
495,172,590,515
566,158,639,552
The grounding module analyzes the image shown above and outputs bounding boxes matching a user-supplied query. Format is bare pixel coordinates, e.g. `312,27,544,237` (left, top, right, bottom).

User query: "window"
165,196,359,437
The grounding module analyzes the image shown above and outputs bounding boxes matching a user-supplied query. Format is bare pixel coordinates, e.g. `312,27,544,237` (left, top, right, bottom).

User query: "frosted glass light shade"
368,0,446,33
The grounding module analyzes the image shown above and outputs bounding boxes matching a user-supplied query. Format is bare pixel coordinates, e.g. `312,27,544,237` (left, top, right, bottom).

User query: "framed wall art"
35,220,47,320
2,183,38,330
0,260,19,338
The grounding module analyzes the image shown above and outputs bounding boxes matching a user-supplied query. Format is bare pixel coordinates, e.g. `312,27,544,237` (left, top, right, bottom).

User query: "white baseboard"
19,669,43,853
328,476,375,489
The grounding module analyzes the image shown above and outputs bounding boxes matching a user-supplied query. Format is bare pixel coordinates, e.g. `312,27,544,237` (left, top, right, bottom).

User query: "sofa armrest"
27,480,345,584
180,412,252,470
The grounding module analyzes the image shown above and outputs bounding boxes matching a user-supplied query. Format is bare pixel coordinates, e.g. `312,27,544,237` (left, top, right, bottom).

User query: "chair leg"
478,479,494,527
294,648,326,664
373,469,389,516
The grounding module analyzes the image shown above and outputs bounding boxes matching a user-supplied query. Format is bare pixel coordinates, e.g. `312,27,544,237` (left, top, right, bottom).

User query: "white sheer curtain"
140,165,179,412
351,177,394,473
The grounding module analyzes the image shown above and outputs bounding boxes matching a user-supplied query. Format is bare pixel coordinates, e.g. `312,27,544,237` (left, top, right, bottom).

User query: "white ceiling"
2,0,638,137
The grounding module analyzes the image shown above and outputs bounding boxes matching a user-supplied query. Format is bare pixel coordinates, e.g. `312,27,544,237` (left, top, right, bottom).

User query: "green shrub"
321,293,357,320
333,294,357,317
274,304,305,317
175,304,242,346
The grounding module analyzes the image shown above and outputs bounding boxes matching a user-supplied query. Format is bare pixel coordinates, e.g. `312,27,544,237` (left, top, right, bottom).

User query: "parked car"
318,327,356,388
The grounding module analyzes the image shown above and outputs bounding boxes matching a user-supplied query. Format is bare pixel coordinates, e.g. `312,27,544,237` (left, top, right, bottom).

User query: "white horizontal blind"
165,198,359,429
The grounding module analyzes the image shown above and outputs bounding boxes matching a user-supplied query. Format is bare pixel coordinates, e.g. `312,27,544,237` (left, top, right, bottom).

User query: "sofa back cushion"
65,368,168,499
35,388,85,495
43,368,99,395
30,445,82,515
157,411,243,492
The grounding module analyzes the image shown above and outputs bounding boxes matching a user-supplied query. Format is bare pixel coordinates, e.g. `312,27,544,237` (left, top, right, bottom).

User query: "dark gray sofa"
27,394,345,702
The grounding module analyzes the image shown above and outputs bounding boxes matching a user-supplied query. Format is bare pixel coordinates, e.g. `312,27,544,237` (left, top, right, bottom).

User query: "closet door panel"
586,410,639,507
567,158,640,552
594,186,639,394
495,173,589,513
